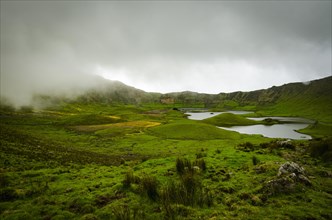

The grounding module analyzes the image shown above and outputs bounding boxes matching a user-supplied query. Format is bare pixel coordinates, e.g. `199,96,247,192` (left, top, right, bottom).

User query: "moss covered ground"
1,103,331,219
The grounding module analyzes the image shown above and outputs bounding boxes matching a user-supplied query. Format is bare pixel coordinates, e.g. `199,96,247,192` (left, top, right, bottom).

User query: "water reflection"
186,111,312,139
220,124,311,139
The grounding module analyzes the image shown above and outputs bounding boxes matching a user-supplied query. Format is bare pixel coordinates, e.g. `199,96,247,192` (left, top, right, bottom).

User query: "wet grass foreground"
1,103,332,219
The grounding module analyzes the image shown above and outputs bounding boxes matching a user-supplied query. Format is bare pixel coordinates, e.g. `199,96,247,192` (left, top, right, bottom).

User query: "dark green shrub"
176,158,185,175
309,138,332,163
252,155,260,165
141,175,159,201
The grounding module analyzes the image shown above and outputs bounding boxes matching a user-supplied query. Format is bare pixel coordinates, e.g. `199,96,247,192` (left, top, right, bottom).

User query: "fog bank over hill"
1,1,331,106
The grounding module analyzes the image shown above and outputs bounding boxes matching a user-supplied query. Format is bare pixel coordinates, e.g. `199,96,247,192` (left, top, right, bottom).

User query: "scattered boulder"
277,161,305,176
297,174,312,186
278,162,311,186
262,161,311,195
264,177,295,195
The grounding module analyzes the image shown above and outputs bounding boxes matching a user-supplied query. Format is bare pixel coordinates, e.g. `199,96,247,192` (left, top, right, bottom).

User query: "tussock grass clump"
193,158,206,171
252,155,260,166
140,175,159,201
112,204,145,220
112,205,131,220
176,157,207,175
160,158,212,209
122,172,159,201
160,176,213,208
122,171,140,188
176,158,192,175
162,204,194,220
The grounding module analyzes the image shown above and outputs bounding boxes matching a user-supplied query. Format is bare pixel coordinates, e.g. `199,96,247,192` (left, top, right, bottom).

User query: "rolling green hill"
148,120,241,140
202,113,258,127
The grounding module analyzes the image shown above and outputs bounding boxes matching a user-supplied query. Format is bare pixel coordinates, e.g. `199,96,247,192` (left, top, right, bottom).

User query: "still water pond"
221,124,311,139
187,111,252,120
186,111,312,140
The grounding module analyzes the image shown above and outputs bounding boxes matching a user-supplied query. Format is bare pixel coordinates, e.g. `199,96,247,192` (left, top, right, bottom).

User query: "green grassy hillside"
19,76,331,125
257,76,332,123
1,103,332,219
202,113,258,127
148,120,241,140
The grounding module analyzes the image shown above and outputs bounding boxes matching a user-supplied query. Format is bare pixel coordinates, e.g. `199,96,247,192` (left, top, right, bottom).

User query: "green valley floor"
1,103,331,219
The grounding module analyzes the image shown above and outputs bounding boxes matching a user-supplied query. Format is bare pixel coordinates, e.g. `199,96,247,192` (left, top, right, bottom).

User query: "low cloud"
1,1,331,106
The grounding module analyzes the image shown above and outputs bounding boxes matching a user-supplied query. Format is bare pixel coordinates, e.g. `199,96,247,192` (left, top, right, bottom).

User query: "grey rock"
278,162,305,176
297,174,312,186
264,177,295,195
263,161,311,195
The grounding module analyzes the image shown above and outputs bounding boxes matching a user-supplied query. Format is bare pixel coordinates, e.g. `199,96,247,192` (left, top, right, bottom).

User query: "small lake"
186,111,313,140
186,111,252,120
220,124,311,139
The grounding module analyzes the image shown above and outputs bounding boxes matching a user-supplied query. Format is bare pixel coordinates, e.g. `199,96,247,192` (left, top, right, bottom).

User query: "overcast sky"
1,1,331,105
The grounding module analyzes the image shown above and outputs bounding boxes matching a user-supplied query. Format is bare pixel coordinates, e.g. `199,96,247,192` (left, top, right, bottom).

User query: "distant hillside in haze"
159,76,331,121
75,80,161,104
218,76,332,123
166,76,332,122
11,75,332,123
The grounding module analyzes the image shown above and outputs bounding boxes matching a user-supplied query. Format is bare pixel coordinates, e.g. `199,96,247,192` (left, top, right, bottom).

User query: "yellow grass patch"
105,115,121,120
73,121,161,132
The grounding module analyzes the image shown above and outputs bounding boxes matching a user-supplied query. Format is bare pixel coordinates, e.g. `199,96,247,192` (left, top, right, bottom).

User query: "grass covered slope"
260,77,332,123
1,103,332,219
148,120,241,140
202,113,258,127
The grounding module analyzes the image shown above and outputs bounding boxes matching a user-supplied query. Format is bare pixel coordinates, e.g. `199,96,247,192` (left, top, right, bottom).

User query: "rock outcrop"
262,161,311,195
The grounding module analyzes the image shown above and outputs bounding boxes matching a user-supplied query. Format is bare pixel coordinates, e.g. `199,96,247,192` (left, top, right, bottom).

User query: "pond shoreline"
186,111,313,140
